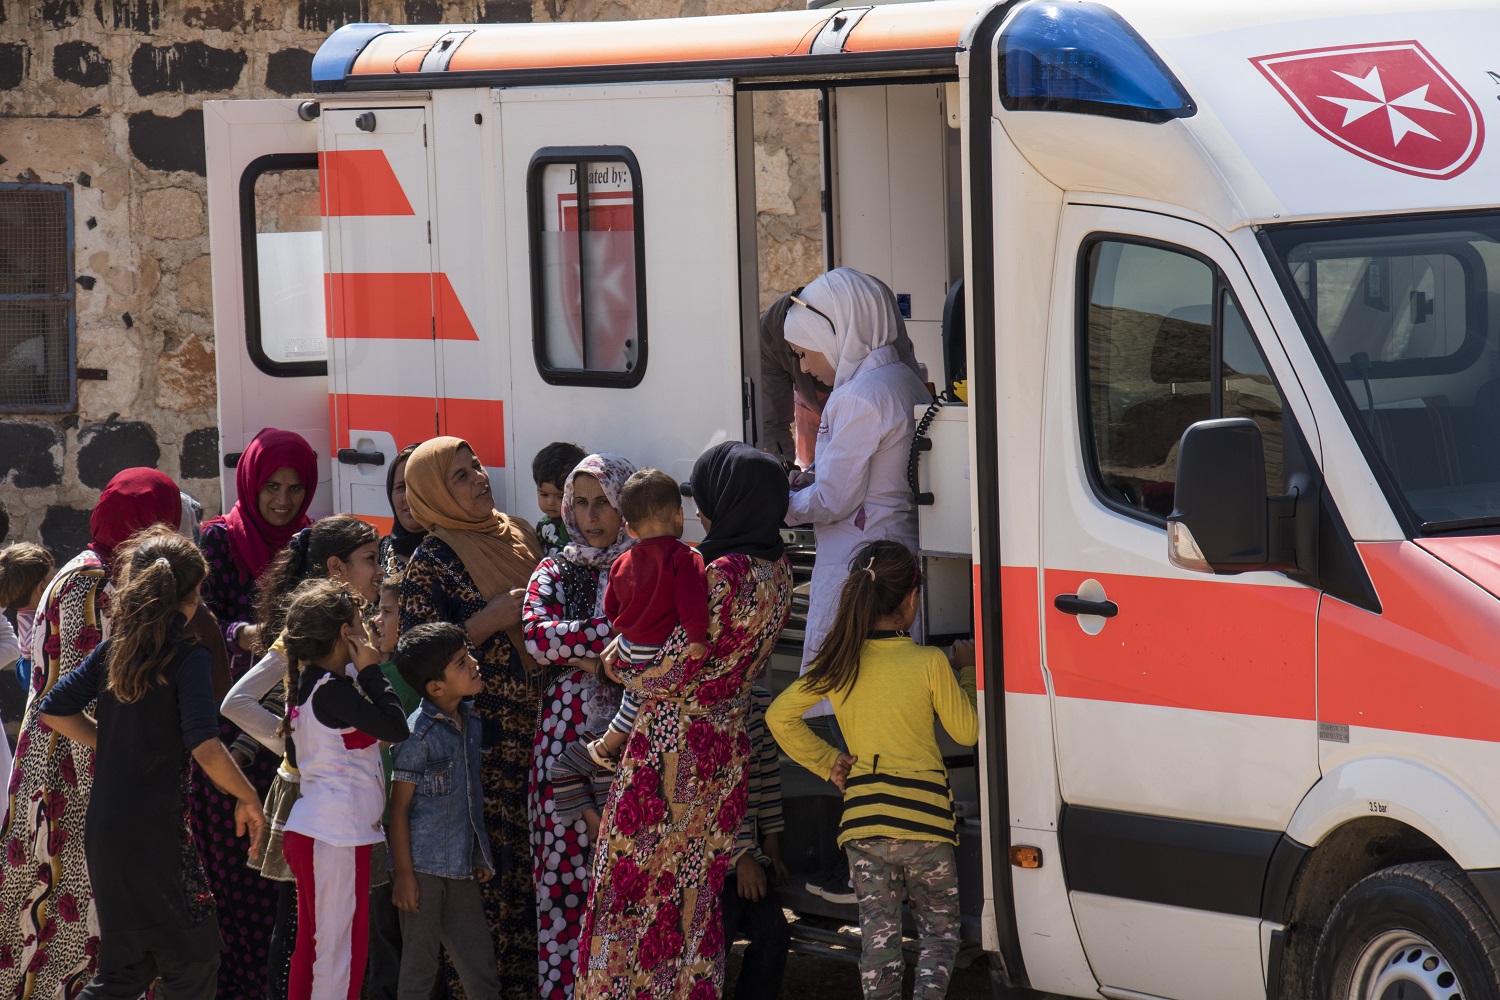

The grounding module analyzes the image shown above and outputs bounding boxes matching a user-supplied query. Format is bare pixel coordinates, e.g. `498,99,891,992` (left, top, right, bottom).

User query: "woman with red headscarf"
0,468,183,999
194,427,317,1000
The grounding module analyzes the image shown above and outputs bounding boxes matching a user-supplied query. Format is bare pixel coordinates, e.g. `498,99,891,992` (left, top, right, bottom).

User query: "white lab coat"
787,343,931,684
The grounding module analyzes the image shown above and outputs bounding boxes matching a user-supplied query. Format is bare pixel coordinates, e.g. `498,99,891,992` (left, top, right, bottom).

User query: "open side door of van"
204,99,331,517
492,81,747,516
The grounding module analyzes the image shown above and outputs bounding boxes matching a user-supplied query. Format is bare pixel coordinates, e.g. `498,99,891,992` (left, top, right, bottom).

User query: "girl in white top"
278,579,409,1000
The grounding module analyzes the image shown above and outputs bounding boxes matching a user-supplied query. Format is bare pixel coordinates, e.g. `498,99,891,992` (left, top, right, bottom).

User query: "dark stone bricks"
127,110,206,175
0,422,62,488
298,0,368,32
264,49,314,97
40,504,92,561
130,41,246,96
184,0,247,32
94,0,161,33
54,40,112,87
477,0,530,21
180,426,219,480
76,419,159,490
404,0,440,22
0,44,30,91
40,1,82,28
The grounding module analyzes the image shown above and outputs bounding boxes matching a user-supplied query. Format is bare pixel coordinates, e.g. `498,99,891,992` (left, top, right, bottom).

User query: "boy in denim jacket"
389,623,500,999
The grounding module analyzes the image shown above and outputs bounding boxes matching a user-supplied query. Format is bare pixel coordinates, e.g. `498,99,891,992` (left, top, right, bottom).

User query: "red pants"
282,831,372,1000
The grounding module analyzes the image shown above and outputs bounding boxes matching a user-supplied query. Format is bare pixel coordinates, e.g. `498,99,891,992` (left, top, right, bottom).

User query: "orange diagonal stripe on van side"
329,393,436,455
319,150,414,217
326,273,478,341
441,397,506,469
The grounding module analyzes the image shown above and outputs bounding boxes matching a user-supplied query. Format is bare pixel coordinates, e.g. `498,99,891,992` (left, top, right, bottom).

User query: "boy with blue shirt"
389,623,500,1000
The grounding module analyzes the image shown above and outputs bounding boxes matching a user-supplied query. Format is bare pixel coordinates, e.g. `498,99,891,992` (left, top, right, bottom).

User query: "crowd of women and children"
0,268,978,1000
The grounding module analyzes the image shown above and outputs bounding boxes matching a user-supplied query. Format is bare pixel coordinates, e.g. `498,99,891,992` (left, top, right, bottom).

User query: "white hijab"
783,268,924,390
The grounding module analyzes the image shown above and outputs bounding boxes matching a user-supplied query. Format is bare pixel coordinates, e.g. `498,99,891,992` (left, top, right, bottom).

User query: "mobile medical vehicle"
205,0,1500,995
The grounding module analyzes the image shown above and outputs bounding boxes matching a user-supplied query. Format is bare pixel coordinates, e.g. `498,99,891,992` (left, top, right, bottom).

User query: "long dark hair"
276,578,366,737
803,540,921,697
255,515,377,650
107,526,208,703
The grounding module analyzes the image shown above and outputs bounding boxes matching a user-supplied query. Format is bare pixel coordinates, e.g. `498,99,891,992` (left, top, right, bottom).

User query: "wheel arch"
1270,756,1500,1000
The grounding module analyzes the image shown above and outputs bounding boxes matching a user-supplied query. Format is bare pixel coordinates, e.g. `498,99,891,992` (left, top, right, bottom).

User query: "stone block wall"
0,0,822,559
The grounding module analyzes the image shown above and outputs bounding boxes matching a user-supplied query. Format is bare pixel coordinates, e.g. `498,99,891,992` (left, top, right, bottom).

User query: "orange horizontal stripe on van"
1043,569,1318,720
318,150,414,217
351,2,976,76
441,397,506,470
1000,564,1045,695
329,394,507,470
363,515,394,537
1320,542,1500,744
325,273,478,341
843,2,983,54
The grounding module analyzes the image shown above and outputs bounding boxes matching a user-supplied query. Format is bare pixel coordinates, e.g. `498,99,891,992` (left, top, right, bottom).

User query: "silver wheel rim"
1347,929,1465,1000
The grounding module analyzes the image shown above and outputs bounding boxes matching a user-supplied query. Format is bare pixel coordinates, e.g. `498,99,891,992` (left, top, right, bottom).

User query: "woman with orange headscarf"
397,436,542,999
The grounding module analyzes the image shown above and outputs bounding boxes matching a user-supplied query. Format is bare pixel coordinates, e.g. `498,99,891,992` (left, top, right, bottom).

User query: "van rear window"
527,148,646,388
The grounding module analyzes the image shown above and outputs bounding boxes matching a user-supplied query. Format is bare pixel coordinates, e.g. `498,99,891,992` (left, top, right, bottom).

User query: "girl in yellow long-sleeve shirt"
767,539,977,1000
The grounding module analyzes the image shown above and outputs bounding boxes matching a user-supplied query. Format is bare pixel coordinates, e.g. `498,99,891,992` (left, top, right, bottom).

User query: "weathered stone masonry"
0,0,822,560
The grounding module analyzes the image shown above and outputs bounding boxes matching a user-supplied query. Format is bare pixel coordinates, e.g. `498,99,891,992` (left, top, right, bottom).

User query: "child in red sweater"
587,468,709,767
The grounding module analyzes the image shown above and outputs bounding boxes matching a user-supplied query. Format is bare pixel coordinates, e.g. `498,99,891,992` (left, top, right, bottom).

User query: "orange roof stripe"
349,2,981,77
844,2,984,53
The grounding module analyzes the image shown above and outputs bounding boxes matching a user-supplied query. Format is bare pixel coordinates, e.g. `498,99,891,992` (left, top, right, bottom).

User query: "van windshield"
1262,212,1500,535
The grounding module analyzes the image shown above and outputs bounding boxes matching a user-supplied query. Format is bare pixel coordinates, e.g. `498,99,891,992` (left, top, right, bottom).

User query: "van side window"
527,148,646,387
1082,238,1285,522
242,156,324,377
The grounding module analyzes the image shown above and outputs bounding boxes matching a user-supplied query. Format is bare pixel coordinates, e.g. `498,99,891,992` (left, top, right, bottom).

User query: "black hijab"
691,442,788,566
386,443,427,560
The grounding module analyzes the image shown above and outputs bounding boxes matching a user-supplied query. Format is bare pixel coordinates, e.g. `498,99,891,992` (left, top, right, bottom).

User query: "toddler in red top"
588,468,709,767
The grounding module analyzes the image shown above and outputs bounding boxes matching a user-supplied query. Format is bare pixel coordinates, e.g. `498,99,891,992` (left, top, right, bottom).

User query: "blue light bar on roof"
998,2,1194,123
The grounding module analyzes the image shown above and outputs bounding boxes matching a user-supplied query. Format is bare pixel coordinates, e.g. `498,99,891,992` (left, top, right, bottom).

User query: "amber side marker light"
1010,845,1042,869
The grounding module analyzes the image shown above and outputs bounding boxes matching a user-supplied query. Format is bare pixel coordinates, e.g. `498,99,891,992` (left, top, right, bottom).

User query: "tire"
1312,860,1500,1000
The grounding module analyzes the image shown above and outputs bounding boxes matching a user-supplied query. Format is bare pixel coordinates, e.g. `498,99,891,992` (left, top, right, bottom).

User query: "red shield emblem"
1251,42,1484,179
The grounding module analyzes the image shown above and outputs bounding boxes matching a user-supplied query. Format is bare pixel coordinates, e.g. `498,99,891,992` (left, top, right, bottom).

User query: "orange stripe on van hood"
1416,535,1500,601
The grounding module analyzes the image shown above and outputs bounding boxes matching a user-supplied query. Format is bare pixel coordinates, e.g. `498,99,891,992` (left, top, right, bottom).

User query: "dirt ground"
724,942,1016,999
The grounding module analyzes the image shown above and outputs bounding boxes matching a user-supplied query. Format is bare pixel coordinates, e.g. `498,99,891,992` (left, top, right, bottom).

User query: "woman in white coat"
784,268,932,676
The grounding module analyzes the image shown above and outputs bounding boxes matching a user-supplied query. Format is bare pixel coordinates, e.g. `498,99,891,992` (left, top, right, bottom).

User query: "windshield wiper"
1421,516,1500,534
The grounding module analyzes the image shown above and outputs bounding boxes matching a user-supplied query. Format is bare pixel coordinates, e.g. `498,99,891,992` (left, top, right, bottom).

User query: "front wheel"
1313,860,1500,1000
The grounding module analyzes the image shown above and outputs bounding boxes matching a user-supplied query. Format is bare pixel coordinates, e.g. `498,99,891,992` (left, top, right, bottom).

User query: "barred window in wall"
0,186,74,411
527,149,646,387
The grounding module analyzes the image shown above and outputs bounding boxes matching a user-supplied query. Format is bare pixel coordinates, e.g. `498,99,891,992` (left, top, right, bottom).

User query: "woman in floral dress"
523,453,637,1000
195,427,317,1000
576,443,792,1000
0,468,184,998
398,436,542,999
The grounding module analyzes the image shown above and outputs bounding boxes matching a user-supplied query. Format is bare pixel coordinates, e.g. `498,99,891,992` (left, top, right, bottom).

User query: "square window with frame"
0,184,75,412
527,148,646,387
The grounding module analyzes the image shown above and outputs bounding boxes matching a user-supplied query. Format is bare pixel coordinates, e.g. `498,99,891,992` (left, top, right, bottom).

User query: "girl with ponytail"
767,539,978,1000
218,514,380,1000
39,525,266,999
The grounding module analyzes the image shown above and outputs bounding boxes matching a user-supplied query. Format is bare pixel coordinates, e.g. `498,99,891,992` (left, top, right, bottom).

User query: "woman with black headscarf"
379,443,427,576
575,442,793,1000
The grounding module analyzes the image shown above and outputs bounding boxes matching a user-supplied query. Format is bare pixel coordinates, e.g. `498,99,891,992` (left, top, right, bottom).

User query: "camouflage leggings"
846,838,960,1000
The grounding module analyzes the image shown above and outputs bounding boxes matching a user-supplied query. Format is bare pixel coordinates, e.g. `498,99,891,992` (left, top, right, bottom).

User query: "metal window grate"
0,186,75,411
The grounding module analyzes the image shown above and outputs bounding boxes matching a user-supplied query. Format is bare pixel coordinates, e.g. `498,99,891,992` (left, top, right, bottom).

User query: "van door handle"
337,448,385,467
1053,594,1119,618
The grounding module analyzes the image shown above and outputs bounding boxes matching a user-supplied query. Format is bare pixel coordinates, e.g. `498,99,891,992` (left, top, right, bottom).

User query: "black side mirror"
1167,418,1271,573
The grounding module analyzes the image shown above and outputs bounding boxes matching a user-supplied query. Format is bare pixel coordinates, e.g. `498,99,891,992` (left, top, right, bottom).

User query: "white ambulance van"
206,0,1500,995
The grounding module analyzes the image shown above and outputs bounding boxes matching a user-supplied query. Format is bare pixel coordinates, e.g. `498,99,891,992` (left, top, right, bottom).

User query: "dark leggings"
267,880,296,1000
